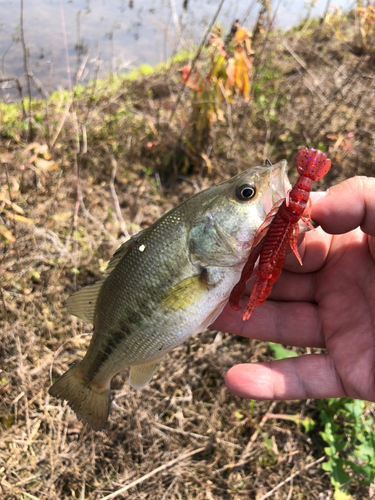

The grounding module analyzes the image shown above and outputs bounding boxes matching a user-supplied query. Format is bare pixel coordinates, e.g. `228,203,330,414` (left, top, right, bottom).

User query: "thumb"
225,355,345,400
311,176,375,237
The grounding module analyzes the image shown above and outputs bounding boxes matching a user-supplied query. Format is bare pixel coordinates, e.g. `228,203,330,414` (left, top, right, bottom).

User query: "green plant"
268,343,375,498
356,4,375,53
324,5,345,39
268,341,298,360
318,398,375,499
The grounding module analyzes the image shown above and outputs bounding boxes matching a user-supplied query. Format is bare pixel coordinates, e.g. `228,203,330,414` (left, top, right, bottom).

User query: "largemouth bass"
49,160,290,430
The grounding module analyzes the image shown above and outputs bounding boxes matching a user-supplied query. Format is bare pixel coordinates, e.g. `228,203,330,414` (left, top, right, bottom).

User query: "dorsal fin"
67,229,146,323
67,279,105,323
104,229,146,276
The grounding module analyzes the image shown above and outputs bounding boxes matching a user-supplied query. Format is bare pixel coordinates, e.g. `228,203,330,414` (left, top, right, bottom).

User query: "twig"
241,0,257,24
310,56,364,137
19,492,40,500
99,447,206,500
154,421,242,449
219,81,234,143
75,52,90,85
168,0,226,123
257,456,326,500
109,155,130,239
214,401,278,475
29,73,49,99
241,400,277,460
78,190,117,244
0,77,25,114
20,0,32,138
286,478,293,500
282,40,327,100
0,282,7,321
50,98,73,149
83,55,101,124
81,124,87,155
168,0,188,50
71,109,81,278
50,53,90,149
263,110,271,164
160,476,179,500
1,40,13,75
59,0,72,92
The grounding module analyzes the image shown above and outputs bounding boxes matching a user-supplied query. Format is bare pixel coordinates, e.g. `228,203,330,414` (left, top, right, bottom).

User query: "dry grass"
1,19,375,499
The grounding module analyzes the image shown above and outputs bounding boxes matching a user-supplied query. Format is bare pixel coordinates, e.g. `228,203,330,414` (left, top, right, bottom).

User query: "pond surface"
0,0,354,101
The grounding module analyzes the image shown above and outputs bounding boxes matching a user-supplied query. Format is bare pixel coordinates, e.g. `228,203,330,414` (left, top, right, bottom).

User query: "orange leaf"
242,73,250,102
181,65,191,83
226,58,236,88
234,27,246,41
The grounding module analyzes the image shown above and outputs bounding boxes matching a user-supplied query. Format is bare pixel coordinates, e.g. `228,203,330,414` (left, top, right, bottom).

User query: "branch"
99,447,206,500
258,456,326,500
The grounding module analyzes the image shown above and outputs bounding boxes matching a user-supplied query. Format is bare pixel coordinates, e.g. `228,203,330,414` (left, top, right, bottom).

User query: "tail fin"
49,363,110,431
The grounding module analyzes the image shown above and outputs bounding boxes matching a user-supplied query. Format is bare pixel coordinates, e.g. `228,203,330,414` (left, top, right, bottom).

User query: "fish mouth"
270,159,291,204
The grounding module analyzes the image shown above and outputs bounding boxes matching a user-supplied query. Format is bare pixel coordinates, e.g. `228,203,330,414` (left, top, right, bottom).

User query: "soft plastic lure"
229,147,331,320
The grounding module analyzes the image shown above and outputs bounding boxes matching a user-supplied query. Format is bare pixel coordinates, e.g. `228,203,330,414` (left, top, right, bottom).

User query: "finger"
225,354,345,400
211,299,324,348
267,270,316,301
243,227,331,287
282,226,331,273
244,269,316,302
310,191,327,202
312,176,375,237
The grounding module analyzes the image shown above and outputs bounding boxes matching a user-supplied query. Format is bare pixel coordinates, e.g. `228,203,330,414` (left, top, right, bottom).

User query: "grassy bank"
1,11,375,499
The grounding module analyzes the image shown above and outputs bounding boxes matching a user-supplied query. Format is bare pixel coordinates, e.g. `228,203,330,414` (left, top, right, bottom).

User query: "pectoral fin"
161,268,225,312
129,357,163,389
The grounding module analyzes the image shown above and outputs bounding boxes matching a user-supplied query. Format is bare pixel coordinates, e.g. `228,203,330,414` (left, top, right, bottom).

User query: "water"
0,0,355,101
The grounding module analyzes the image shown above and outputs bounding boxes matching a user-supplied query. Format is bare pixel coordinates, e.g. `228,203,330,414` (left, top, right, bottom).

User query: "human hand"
211,176,375,403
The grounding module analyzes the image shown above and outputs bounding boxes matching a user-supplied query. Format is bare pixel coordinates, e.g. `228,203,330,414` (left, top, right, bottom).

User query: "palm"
315,230,375,400
211,177,375,403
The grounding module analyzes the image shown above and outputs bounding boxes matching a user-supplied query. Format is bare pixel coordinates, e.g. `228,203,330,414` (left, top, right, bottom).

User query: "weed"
318,398,375,499
355,5,375,54
269,343,375,498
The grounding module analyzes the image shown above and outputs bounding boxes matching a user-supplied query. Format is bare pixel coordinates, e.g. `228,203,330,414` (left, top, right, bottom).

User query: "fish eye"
236,183,256,201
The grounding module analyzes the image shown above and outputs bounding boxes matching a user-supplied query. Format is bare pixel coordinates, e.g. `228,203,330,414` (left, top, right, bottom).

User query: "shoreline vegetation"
1,6,375,499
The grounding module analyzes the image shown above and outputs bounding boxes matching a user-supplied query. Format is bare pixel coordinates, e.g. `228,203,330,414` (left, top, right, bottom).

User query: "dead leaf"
3,210,33,224
51,212,72,221
200,153,212,175
37,144,52,159
0,195,25,214
22,142,42,155
226,58,236,88
0,225,15,243
34,158,58,171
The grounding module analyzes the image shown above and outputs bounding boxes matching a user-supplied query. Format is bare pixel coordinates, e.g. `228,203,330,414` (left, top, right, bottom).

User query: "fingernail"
310,191,327,202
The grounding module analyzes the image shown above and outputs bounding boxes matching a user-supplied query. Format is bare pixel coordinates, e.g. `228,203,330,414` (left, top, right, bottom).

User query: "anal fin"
129,357,163,389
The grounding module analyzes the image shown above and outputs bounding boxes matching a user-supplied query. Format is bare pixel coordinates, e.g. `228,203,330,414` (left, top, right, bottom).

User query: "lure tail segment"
49,363,110,431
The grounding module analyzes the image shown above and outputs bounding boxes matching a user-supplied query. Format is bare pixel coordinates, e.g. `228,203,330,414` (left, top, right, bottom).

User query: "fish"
49,160,291,430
